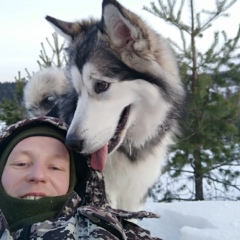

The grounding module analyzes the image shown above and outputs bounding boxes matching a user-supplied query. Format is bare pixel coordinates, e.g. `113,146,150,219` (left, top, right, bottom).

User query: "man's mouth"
21,196,43,200
20,193,46,200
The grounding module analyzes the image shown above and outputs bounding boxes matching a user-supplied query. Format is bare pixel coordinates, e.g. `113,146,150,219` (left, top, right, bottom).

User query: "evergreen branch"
208,162,240,172
24,68,33,80
46,37,55,53
168,38,184,53
143,0,191,34
200,0,237,32
160,197,195,201
203,174,240,191
180,28,187,53
168,168,194,174
215,25,240,69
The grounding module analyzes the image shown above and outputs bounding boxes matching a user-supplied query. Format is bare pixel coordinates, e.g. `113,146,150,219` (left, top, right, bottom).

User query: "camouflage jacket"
0,172,161,239
0,117,162,240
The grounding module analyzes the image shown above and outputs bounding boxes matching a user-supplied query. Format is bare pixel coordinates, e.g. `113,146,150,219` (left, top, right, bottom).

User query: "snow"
140,201,240,240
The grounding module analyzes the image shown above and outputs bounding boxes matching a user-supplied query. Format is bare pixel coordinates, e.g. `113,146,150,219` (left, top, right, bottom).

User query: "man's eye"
94,81,110,94
14,163,28,167
50,166,61,171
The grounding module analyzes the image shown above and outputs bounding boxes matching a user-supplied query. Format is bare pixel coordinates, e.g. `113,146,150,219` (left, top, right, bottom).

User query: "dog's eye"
47,96,56,102
95,81,110,93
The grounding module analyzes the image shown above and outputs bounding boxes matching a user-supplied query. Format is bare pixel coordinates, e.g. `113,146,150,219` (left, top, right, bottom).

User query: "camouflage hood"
0,116,89,199
0,116,69,143
0,117,161,240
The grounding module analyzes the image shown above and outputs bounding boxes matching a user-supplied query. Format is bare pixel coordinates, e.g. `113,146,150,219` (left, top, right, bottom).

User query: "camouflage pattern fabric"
1,192,161,240
0,117,69,141
0,117,162,240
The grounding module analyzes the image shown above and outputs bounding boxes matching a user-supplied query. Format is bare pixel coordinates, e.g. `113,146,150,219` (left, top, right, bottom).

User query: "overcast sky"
1,0,240,82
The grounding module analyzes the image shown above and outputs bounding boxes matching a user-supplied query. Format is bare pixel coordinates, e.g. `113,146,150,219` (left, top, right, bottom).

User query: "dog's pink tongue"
90,144,108,171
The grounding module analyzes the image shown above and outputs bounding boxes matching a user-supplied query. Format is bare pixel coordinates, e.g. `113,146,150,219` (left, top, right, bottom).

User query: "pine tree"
0,72,26,125
37,32,66,69
145,0,240,201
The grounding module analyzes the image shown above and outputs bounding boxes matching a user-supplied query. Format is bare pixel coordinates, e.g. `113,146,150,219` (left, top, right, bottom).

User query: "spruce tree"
37,32,66,69
145,0,240,201
0,72,26,126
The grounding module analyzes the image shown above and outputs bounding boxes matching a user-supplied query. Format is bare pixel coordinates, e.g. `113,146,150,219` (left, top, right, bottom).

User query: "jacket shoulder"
0,210,13,240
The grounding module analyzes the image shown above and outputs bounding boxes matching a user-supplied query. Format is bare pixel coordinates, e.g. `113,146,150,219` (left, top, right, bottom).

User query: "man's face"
1,136,70,199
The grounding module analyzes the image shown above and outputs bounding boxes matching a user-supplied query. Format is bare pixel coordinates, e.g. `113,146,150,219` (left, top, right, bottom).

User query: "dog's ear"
101,0,145,49
46,16,97,42
45,16,81,41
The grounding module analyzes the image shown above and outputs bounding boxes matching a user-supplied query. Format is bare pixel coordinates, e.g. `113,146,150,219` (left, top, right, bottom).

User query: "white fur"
105,132,174,211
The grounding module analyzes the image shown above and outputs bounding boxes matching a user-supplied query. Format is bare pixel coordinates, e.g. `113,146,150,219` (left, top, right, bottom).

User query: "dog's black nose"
65,135,84,152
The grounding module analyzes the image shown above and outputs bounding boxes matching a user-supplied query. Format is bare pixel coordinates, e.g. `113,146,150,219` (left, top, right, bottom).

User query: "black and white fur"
24,0,185,212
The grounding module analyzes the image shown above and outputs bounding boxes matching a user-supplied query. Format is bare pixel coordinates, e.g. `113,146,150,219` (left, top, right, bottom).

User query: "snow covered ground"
140,201,240,240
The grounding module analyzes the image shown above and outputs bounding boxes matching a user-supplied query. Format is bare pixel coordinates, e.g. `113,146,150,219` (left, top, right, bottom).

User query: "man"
0,116,161,239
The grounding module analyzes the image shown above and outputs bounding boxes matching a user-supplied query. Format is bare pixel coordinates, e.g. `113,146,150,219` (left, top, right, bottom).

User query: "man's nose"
27,163,47,183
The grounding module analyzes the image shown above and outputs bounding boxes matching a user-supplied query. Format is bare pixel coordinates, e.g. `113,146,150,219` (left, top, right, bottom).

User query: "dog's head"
45,0,184,171
24,68,69,118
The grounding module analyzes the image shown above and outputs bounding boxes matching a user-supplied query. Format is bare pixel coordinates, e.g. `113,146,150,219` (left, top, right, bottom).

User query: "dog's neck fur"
103,91,178,210
105,130,174,211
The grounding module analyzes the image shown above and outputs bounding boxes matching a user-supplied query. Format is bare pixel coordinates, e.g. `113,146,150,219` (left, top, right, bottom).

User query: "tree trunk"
190,0,197,93
193,147,204,200
190,0,204,200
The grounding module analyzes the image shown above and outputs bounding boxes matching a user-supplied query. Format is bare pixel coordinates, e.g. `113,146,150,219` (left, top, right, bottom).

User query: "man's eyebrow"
50,153,70,161
7,150,31,163
10,149,31,156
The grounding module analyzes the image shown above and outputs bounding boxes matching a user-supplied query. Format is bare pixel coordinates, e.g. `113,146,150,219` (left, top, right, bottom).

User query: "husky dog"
24,0,185,212
24,68,71,117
